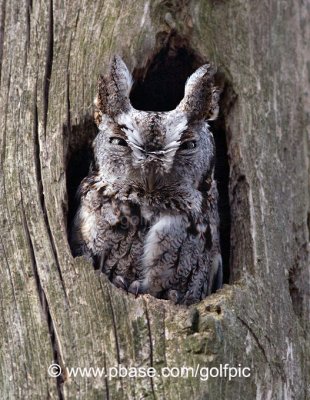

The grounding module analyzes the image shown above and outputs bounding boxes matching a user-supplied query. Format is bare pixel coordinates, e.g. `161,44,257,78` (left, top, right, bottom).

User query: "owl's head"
93,56,220,194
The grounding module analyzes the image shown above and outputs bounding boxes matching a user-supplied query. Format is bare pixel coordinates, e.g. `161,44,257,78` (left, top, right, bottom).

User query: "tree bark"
0,1,309,399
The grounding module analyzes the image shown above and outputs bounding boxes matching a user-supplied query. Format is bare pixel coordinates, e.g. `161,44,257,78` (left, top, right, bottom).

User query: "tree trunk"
0,1,309,399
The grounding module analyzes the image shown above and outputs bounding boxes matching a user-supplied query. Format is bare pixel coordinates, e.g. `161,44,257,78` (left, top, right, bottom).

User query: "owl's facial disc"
113,110,208,191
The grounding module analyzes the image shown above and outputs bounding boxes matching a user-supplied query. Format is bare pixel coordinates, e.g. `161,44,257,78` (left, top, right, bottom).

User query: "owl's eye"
109,137,128,146
179,140,197,150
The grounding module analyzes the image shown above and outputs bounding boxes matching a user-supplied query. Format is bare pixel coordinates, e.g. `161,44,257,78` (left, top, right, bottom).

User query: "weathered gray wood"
0,0,309,399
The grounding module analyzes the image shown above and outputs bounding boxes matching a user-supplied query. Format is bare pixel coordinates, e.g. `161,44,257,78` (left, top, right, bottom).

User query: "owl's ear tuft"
94,56,133,125
177,64,220,121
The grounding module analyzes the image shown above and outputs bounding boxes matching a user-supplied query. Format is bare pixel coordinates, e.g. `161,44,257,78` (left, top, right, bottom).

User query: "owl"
71,56,222,305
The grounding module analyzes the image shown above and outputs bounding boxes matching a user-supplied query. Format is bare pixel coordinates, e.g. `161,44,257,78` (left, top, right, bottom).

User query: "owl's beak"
144,166,163,192
145,169,156,192
142,158,162,192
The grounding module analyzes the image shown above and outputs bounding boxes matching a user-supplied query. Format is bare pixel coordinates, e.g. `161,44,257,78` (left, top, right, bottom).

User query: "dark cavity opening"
130,34,202,111
209,78,233,284
65,118,97,239
130,36,231,284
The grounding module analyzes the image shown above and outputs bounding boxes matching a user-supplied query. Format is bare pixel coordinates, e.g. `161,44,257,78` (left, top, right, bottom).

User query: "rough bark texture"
0,1,309,399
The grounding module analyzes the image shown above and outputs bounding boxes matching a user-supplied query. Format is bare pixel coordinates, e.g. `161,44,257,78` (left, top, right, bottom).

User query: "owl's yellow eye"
179,140,197,150
109,137,128,146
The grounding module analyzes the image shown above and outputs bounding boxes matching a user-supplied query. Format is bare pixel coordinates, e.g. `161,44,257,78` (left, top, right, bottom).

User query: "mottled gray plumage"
71,56,222,305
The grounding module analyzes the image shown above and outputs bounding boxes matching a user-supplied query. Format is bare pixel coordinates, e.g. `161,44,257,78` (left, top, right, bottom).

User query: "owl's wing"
140,181,222,305
185,179,223,303
70,175,115,257
139,214,204,302
70,175,144,285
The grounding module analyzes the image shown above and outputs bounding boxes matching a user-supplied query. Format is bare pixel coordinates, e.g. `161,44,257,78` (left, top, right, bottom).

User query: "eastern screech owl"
71,56,222,305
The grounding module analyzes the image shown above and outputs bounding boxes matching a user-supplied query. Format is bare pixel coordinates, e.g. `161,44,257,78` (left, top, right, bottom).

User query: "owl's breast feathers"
71,172,221,303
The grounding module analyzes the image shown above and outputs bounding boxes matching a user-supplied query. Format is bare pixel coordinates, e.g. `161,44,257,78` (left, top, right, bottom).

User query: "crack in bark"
43,0,54,136
0,58,10,205
0,235,18,307
20,190,64,400
105,284,126,395
106,285,121,365
25,0,32,63
103,353,110,400
33,81,68,303
237,316,269,363
162,307,167,366
29,83,69,397
143,300,156,400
